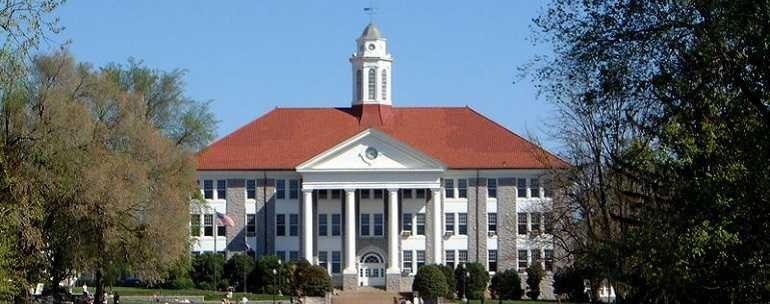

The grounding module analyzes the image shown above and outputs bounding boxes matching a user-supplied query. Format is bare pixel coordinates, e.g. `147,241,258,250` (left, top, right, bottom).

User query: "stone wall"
467,177,488,266
497,177,518,271
226,179,246,254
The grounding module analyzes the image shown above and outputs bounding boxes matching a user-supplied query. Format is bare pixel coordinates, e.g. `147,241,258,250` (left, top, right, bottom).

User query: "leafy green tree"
526,263,544,300
191,253,225,290
412,264,449,303
553,266,588,303
225,254,255,292
490,269,523,300
532,0,770,302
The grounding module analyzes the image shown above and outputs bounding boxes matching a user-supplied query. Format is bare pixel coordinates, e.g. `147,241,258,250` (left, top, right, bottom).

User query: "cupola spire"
350,22,393,106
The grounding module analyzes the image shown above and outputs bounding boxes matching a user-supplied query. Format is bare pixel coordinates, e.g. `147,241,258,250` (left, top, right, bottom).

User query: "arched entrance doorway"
359,252,385,287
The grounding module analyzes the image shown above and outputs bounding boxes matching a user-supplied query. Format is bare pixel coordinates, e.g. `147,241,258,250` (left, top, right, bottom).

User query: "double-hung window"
444,179,454,198
402,189,412,199
217,217,226,236
332,251,342,273
487,178,497,198
518,250,528,271
416,250,426,270
532,249,542,267
318,190,328,200
373,214,384,236
289,214,299,236
217,180,226,200
402,251,413,273
445,213,455,235
331,189,341,199
246,214,256,237
445,250,455,269
190,214,201,237
531,212,542,232
276,251,286,262
203,180,214,199
318,214,328,236
276,180,286,199
458,213,468,235
488,213,497,234
415,189,426,199
360,189,370,199
319,251,328,271
416,213,426,235
289,251,299,261
204,214,214,236
402,213,413,233
517,178,527,198
488,250,498,272
457,179,467,198
458,250,468,266
361,214,370,236
276,214,286,236
530,178,540,198
331,214,341,236
288,180,299,199
544,212,553,234
518,212,528,235
544,249,554,272
373,189,383,199
246,180,256,199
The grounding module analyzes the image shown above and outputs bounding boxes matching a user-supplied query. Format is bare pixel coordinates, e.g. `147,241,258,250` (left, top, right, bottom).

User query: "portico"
296,128,446,290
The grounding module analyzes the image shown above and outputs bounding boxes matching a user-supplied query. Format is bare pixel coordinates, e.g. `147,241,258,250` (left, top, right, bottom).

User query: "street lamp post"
277,259,283,297
272,268,277,304
464,268,471,303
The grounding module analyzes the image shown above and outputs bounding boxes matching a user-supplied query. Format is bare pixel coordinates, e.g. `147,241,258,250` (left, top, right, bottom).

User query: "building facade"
192,23,566,294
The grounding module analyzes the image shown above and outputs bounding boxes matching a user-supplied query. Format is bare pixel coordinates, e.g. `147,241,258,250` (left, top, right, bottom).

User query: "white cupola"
350,23,393,106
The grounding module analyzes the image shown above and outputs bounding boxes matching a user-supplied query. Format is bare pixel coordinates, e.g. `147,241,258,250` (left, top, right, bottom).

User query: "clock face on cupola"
350,23,393,106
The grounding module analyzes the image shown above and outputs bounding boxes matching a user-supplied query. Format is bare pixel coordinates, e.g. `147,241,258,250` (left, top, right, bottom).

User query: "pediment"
296,129,446,172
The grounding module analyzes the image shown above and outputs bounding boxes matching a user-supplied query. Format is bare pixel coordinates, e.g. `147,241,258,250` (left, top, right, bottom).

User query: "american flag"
216,212,235,227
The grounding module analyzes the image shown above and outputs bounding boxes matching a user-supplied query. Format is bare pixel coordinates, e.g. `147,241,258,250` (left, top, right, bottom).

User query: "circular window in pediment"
365,147,379,160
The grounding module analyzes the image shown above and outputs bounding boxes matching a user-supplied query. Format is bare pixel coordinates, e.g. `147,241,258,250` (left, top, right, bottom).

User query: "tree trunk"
95,269,104,304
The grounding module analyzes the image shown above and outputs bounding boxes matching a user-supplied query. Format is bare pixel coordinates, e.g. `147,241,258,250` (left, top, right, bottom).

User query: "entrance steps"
332,287,400,304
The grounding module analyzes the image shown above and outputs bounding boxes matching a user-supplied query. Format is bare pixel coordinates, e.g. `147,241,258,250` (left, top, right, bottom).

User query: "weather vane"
363,0,378,23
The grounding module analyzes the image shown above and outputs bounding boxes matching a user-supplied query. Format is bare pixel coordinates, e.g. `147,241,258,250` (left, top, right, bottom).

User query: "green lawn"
73,286,288,301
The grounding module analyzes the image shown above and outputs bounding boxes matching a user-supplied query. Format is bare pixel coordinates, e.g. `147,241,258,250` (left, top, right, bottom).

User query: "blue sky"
52,0,558,151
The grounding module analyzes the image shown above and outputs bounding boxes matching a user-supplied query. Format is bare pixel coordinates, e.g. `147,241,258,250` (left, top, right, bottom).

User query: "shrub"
225,254,256,292
412,264,449,301
250,255,282,293
161,256,194,290
438,265,456,299
490,269,523,300
526,262,545,300
464,262,489,300
553,266,589,302
191,253,225,290
454,265,467,299
285,260,332,297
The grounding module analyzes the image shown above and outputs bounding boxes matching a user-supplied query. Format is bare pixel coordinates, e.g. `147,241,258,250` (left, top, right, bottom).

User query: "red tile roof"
195,105,568,170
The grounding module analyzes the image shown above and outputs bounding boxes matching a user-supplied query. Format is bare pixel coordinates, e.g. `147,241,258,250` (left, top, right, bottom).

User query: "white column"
302,189,314,263
387,188,400,273
431,188,443,263
344,189,357,274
